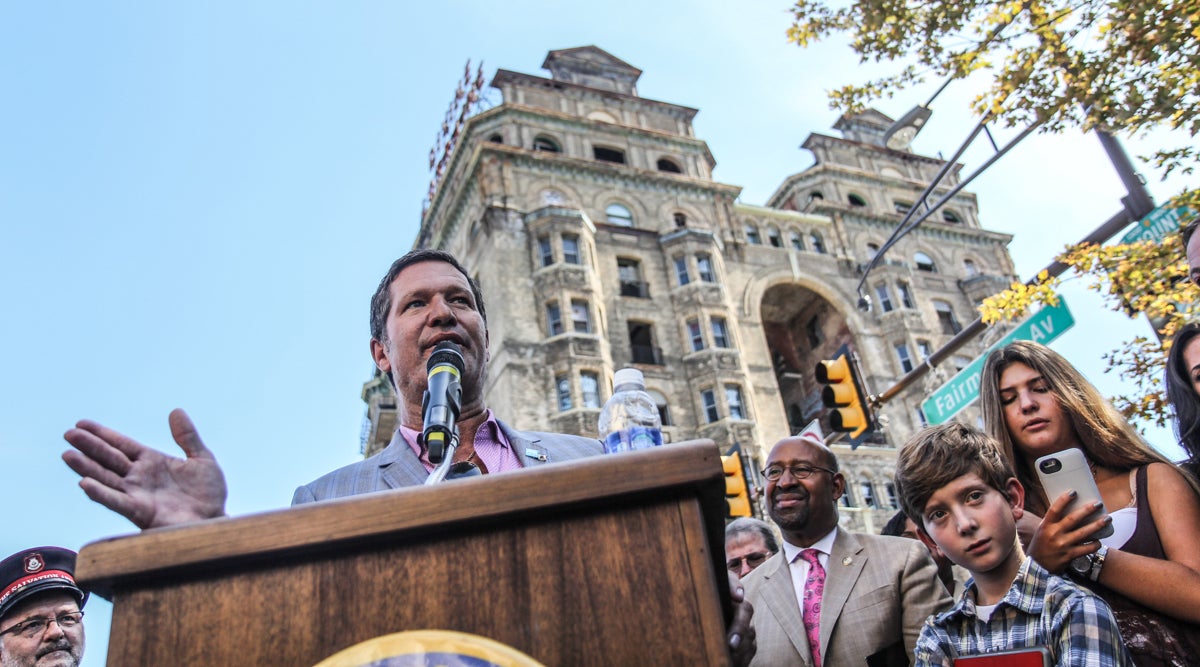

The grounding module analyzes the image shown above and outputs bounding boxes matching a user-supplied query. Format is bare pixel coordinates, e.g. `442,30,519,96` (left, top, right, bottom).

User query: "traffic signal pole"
873,130,1157,408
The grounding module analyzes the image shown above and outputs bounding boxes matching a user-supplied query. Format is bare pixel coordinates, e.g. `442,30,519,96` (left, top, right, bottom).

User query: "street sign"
1121,204,1196,244
921,298,1075,425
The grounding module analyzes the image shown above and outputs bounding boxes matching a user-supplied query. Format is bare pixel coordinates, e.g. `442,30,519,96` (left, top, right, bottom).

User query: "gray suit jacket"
291,420,604,504
743,530,951,667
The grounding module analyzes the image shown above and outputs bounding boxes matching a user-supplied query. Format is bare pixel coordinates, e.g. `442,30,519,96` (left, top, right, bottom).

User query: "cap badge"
23,553,45,574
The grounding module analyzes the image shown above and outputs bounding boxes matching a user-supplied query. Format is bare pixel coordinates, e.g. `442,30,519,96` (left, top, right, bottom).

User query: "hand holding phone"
1034,448,1114,542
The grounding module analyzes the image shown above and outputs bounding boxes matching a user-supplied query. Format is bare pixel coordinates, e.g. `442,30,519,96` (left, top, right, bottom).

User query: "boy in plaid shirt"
894,423,1130,666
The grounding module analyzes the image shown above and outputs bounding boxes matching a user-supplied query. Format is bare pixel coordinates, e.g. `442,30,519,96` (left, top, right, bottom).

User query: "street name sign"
1121,204,1196,244
921,298,1075,425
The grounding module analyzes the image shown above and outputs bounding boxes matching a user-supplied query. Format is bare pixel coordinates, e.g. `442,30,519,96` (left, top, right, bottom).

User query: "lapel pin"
525,448,547,462
842,556,853,566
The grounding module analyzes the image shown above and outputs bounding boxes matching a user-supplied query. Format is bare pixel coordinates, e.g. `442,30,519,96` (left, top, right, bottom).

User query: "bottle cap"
613,368,644,388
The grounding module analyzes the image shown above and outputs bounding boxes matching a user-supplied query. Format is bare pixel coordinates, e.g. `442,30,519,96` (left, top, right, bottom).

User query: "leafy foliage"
979,232,1199,428
789,0,1199,428
788,0,1200,176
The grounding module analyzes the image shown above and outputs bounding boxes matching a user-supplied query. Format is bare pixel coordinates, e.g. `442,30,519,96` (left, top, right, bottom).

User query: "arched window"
866,242,880,259
848,193,867,207
656,157,682,173
487,133,503,144
810,232,826,254
808,191,824,201
745,224,762,245
605,203,634,226
767,225,783,248
673,212,688,228
586,110,618,123
894,201,914,214
533,135,561,153
942,209,961,223
860,478,878,508
915,251,937,272
790,231,805,251
963,259,979,277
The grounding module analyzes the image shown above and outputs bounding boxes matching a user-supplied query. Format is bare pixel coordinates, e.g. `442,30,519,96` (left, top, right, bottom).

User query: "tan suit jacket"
743,530,951,666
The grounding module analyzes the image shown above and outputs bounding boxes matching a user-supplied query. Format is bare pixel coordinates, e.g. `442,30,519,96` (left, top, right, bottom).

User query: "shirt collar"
937,556,1045,622
399,409,505,467
780,526,839,563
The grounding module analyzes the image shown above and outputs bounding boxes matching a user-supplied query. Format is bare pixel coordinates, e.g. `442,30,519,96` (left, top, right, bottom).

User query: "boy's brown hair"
895,422,1017,528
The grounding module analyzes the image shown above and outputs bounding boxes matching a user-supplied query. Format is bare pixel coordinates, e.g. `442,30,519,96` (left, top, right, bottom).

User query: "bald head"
763,435,845,547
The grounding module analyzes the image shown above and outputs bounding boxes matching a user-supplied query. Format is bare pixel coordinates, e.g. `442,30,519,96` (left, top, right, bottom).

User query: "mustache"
771,487,810,502
37,639,74,658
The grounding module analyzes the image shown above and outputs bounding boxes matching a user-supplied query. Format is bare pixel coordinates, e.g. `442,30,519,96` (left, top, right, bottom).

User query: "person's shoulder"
852,531,928,558
292,443,404,504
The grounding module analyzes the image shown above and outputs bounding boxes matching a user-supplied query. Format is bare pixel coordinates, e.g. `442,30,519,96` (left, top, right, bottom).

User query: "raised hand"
727,571,757,667
1026,490,1109,573
63,409,228,529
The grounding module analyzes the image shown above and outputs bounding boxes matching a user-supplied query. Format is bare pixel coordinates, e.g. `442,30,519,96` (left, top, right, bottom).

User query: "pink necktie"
800,549,825,667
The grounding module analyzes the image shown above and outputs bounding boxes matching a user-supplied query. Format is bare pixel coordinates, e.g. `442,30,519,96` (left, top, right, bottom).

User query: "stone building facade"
362,46,1016,532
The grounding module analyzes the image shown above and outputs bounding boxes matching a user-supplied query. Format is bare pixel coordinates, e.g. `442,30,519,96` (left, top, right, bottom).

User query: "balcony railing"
630,344,664,366
619,280,651,298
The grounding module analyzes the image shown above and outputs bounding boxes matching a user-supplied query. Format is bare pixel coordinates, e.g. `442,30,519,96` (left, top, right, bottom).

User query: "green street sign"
1121,204,1196,244
921,298,1075,425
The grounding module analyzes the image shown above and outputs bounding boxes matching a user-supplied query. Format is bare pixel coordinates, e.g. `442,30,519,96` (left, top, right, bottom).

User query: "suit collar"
376,431,429,489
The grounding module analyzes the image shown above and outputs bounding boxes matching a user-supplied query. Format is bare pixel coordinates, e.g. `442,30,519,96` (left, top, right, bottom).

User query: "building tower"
362,47,1016,531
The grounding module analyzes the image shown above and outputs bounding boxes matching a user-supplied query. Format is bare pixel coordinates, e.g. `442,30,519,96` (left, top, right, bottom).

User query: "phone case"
1034,448,1114,540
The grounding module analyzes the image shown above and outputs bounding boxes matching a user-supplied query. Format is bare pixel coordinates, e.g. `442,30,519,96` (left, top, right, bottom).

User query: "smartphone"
955,646,1051,667
1035,448,1114,540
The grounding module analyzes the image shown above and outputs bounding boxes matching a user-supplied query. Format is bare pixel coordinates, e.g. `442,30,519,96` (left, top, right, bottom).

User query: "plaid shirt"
914,557,1131,667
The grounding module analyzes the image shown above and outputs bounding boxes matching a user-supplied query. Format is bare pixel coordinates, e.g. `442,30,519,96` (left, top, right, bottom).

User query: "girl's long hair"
979,340,1196,515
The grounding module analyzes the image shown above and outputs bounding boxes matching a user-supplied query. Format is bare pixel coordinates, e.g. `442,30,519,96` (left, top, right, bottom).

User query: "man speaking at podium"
62,249,602,522
61,249,756,664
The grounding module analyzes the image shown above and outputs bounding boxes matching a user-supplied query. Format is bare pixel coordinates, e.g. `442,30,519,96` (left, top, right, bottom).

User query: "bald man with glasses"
741,434,950,667
0,547,87,667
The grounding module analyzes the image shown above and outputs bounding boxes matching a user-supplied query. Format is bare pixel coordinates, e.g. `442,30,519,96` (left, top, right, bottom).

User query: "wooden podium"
76,440,735,666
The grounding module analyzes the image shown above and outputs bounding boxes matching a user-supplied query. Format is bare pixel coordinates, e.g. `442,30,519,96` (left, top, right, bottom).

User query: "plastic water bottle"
597,368,663,454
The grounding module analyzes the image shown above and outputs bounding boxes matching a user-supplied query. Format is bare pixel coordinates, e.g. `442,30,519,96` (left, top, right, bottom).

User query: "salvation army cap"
0,547,88,620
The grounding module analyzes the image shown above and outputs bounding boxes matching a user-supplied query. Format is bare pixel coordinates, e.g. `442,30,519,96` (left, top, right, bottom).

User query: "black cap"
0,547,88,620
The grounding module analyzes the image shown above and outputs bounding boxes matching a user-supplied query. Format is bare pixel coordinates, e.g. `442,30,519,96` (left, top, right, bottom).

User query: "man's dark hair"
369,249,487,343
724,517,780,554
1183,218,1200,252
880,509,908,537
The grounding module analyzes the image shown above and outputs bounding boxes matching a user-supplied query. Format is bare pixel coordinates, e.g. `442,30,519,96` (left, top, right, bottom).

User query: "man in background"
726,517,779,579
0,547,87,667
743,433,950,667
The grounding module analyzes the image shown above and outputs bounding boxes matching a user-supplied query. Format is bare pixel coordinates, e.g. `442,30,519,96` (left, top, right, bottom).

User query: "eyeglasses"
0,611,84,639
762,463,836,482
727,552,771,571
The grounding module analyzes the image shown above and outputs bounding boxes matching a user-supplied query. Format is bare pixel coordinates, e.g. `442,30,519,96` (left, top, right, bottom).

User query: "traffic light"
722,454,752,518
815,347,875,440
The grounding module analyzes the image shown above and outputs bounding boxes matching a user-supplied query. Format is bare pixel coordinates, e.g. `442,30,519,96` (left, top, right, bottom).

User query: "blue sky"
1,3,1190,664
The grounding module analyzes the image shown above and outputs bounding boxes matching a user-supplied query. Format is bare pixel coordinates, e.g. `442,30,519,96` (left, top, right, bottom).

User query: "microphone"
421,341,465,465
